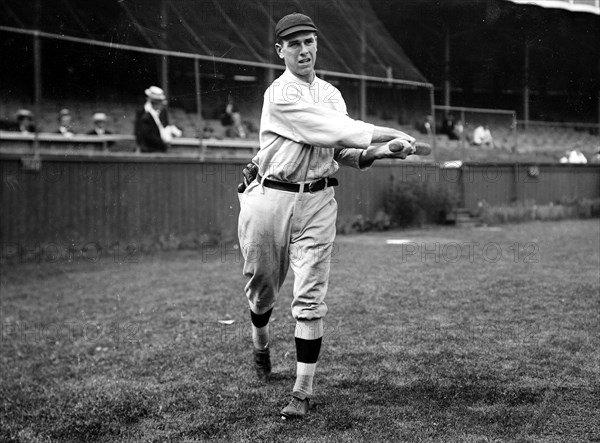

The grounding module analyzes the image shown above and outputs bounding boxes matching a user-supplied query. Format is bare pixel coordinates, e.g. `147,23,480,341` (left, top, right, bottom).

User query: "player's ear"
314,34,318,51
275,43,284,59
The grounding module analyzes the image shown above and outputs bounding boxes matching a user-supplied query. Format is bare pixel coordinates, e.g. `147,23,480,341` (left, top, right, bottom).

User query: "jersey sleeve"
264,83,374,149
333,148,373,170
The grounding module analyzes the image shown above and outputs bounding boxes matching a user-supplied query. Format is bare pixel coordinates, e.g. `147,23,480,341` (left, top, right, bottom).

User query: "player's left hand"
387,138,415,159
365,139,431,162
385,139,432,159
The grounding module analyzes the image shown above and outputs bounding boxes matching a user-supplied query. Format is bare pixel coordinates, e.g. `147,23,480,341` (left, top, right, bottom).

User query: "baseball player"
238,12,425,419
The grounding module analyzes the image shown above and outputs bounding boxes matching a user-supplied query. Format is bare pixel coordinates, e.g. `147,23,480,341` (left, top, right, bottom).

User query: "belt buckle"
308,178,326,193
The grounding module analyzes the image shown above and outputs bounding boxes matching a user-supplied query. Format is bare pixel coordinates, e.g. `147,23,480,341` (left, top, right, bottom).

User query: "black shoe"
253,348,271,381
281,396,309,419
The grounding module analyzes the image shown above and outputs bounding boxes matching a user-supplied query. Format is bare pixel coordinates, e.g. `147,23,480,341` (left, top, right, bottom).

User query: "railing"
0,131,259,160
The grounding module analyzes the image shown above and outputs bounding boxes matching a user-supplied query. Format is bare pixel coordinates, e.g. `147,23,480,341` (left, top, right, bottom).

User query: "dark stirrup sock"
292,319,324,398
250,308,273,350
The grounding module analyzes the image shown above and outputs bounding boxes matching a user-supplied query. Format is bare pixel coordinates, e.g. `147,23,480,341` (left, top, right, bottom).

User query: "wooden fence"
1,150,599,253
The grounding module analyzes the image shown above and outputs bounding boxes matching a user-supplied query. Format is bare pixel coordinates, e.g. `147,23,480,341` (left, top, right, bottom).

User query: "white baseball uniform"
238,68,374,321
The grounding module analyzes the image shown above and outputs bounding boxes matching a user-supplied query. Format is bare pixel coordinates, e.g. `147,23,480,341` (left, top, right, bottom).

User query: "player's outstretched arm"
359,138,431,168
371,126,415,144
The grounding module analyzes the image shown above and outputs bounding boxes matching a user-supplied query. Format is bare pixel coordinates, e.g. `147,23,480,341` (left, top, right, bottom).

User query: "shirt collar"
144,100,160,117
282,68,320,87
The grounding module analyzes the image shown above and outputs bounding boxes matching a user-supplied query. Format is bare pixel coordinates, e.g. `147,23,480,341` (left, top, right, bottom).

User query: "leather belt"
257,174,338,193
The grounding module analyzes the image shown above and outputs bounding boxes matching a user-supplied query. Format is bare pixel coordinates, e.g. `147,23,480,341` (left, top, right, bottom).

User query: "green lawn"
1,220,599,442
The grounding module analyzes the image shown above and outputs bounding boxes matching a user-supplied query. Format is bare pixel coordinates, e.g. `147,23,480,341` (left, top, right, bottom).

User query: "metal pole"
523,42,530,130
33,31,41,153
429,86,436,163
32,0,42,154
194,57,206,160
512,111,518,161
360,16,367,121
194,58,202,135
460,109,466,162
161,0,169,97
444,28,451,109
597,55,600,129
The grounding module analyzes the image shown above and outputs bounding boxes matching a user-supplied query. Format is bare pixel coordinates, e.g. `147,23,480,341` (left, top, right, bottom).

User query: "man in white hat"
56,108,75,137
87,113,112,136
16,109,36,134
134,86,181,152
87,112,114,149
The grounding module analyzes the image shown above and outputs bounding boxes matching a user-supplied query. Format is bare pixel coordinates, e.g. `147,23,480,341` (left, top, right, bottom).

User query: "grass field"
1,219,599,442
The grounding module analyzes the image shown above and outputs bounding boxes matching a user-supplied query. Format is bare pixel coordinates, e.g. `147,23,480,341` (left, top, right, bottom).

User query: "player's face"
276,32,318,83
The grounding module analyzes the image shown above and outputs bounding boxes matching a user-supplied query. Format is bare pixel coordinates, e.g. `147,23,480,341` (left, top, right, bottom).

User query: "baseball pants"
238,180,337,321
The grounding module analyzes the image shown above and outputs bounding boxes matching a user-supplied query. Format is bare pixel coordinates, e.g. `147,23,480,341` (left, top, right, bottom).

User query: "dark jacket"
134,108,169,152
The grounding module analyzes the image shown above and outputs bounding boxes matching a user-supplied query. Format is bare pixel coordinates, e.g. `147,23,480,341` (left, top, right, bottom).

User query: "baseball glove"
237,162,258,193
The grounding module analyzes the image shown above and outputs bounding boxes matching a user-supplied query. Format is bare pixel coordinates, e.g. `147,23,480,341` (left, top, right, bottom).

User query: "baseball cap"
275,13,318,39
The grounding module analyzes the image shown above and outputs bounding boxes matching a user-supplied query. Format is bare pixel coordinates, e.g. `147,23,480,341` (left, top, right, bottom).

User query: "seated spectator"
87,112,114,148
569,148,588,164
472,124,494,148
560,148,588,164
414,114,433,135
57,108,75,137
16,109,36,134
221,94,246,139
202,126,216,139
451,119,464,141
87,113,112,136
134,86,182,153
442,114,461,140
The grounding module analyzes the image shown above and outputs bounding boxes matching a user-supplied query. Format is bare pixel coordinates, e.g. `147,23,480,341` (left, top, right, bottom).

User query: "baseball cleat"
253,348,271,381
281,396,309,419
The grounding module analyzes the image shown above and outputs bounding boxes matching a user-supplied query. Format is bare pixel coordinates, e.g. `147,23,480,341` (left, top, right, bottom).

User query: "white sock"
293,362,317,398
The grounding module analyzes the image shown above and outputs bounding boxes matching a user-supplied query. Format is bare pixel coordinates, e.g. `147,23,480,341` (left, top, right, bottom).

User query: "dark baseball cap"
275,13,318,39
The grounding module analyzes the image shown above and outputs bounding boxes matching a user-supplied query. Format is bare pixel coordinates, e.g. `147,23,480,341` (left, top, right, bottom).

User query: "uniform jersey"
255,69,375,182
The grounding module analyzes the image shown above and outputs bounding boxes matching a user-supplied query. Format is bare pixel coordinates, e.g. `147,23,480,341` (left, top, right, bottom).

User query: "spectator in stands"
442,114,461,140
134,86,182,153
415,114,433,135
57,108,75,137
87,113,112,136
16,109,36,134
87,112,114,149
452,119,464,141
221,94,246,139
560,148,588,164
569,147,588,164
202,126,216,139
472,124,495,148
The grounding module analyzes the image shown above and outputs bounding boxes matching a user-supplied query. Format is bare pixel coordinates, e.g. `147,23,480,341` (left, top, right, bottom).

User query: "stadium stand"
3,94,598,163
1,0,598,161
